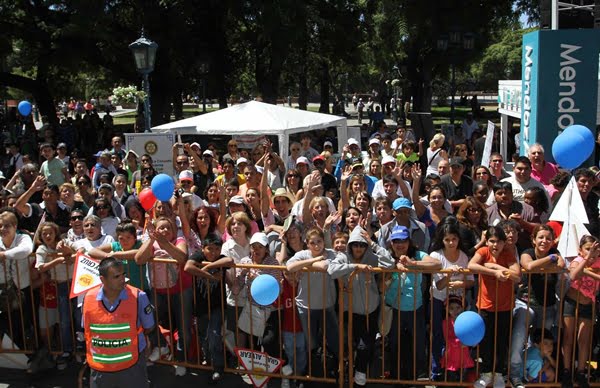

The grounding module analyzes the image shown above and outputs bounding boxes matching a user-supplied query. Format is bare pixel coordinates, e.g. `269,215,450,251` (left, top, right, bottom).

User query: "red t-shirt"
476,246,516,312
40,281,58,309
279,278,303,333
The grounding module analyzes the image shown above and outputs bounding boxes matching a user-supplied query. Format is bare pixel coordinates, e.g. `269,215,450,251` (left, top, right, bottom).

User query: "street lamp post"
129,29,158,132
437,31,474,126
199,62,209,113
344,73,349,107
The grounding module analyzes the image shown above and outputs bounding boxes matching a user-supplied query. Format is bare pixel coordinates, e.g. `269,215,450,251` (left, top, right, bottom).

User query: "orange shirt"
476,247,516,312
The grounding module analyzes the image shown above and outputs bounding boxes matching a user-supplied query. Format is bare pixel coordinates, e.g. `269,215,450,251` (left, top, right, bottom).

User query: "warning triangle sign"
235,347,283,388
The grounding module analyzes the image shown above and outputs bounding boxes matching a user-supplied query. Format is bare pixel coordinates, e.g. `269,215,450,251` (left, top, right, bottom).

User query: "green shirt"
111,241,148,290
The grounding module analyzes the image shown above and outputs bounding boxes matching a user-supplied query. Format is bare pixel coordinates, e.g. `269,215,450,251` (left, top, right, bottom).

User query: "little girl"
441,296,474,381
429,223,474,381
35,222,75,370
468,226,520,388
561,235,600,388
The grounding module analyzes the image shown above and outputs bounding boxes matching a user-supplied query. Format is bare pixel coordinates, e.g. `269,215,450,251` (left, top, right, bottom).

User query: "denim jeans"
297,306,339,359
150,287,193,361
509,299,556,379
282,331,307,375
431,298,445,377
57,282,75,353
198,311,224,370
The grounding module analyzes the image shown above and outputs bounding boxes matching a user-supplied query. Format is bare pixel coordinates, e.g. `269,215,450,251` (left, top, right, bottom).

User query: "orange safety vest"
84,284,142,371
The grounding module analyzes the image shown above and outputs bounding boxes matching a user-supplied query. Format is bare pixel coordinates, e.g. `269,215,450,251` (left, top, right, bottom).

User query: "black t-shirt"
189,251,226,316
517,247,559,307
20,203,71,234
320,172,337,194
440,175,473,201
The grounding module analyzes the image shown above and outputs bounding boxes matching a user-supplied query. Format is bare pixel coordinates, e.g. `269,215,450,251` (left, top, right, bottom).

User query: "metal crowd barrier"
1,257,598,388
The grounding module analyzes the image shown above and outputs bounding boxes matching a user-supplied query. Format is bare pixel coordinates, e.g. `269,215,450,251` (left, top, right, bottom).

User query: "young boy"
91,151,117,189
332,232,348,253
396,139,424,164
524,328,555,383
40,143,69,186
184,234,233,384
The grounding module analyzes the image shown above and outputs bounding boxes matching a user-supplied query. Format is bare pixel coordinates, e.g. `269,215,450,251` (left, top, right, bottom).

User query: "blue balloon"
150,173,175,201
552,131,592,169
565,124,595,146
454,311,485,346
251,274,280,306
17,101,32,116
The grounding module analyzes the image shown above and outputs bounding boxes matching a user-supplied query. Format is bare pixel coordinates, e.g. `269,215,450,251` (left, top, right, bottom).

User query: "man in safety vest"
83,258,155,387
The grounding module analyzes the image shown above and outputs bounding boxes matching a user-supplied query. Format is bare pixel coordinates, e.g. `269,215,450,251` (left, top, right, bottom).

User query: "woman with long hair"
426,134,448,176
411,165,450,237
455,196,489,257
75,175,95,208
92,197,120,239
284,169,303,201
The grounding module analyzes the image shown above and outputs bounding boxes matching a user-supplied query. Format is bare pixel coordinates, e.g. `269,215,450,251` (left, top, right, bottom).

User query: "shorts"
563,296,594,320
38,306,58,330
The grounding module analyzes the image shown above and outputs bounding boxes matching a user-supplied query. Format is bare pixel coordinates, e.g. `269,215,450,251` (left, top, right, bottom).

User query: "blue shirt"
82,286,154,352
524,346,544,381
386,250,427,311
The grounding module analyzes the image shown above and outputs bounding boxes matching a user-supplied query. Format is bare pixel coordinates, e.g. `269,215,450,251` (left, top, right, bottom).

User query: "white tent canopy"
152,100,348,160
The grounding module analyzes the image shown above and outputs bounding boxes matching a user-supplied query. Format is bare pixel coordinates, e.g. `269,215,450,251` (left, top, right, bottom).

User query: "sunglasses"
77,181,88,185
70,215,84,221
96,205,110,210
176,161,189,165
141,159,151,163
287,174,299,178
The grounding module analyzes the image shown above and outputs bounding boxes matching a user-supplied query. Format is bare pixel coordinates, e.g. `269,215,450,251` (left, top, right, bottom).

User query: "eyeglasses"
70,215,84,221
467,208,482,213
77,181,88,185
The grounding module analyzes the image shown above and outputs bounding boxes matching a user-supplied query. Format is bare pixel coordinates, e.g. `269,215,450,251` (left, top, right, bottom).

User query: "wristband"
549,254,558,263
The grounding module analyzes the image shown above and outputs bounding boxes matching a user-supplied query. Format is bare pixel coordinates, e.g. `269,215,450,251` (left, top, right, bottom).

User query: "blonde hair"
429,133,445,148
60,183,76,193
226,211,252,238
34,222,61,246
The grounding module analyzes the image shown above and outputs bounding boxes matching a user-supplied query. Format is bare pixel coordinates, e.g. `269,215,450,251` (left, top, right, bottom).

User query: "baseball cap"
369,138,381,146
94,150,104,157
296,156,309,165
450,157,465,167
249,232,269,247
228,195,245,205
324,141,333,148
392,197,412,211
179,170,193,182
57,143,67,149
125,150,139,159
202,150,214,157
382,155,397,165
347,138,360,147
237,157,249,166
313,155,325,162
190,142,201,150
390,225,410,241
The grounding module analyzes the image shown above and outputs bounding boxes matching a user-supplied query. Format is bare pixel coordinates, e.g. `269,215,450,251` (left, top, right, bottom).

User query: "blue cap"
390,225,410,241
392,197,412,211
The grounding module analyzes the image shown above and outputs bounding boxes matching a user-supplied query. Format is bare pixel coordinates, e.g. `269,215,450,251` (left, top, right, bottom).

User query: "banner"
521,29,600,161
69,253,101,298
235,347,283,388
480,121,495,168
124,133,177,176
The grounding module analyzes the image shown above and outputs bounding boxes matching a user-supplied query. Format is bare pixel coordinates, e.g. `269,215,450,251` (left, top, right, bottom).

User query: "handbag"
0,262,23,313
237,300,271,337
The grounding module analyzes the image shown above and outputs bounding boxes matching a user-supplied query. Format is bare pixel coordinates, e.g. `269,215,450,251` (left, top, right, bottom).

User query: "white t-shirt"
430,249,473,301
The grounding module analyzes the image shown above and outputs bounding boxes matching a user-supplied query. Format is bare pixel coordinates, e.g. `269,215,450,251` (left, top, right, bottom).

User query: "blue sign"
521,30,600,162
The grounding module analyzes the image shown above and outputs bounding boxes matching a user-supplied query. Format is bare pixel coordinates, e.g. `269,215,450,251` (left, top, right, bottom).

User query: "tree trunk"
298,62,308,111
318,61,330,114
0,72,59,128
172,91,183,120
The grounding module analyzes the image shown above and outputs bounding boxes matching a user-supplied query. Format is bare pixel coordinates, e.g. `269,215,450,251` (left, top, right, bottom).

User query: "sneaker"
148,346,171,362
174,365,187,376
354,371,367,386
281,378,290,388
282,364,293,376
576,371,590,388
510,376,525,388
474,372,493,388
493,373,505,388
562,369,573,388
56,352,71,371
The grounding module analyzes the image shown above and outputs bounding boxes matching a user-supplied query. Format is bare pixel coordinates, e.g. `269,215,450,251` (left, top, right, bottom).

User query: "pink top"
530,162,559,187
570,255,600,302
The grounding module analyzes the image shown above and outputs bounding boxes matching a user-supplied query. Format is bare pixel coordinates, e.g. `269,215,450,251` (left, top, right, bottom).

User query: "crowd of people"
0,115,600,388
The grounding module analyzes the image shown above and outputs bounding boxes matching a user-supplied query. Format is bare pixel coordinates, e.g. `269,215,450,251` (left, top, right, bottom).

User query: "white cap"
249,232,269,246
255,166,264,174
229,195,245,205
296,156,309,165
237,157,249,166
347,138,359,147
369,138,381,146
190,142,201,149
202,150,214,157
179,170,193,181
324,141,333,148
382,155,397,165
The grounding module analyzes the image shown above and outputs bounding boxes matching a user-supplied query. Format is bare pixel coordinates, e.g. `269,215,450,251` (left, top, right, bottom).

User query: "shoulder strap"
428,149,441,165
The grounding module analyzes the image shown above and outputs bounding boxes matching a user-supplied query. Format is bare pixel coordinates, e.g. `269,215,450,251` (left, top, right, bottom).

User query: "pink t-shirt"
570,256,600,302
531,162,559,187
